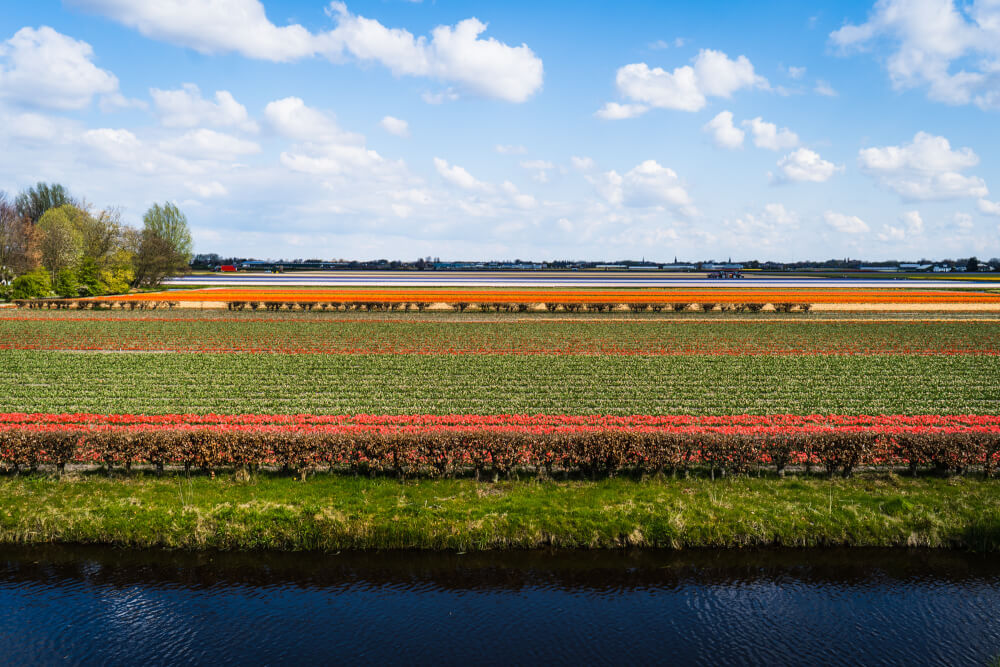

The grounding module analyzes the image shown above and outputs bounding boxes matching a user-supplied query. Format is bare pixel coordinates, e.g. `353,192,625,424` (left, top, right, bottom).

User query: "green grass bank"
4,473,999,551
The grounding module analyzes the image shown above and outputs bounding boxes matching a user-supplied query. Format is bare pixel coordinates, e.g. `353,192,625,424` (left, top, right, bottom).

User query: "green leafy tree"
142,202,193,261
132,202,192,287
10,269,51,299
15,183,72,225
966,256,979,273
54,268,79,297
36,205,84,279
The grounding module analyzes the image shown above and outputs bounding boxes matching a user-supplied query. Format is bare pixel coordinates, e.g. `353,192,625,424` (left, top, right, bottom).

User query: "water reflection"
1,547,998,665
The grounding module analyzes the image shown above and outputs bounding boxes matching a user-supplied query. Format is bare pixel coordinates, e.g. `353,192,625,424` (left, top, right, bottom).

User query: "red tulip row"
3,422,999,478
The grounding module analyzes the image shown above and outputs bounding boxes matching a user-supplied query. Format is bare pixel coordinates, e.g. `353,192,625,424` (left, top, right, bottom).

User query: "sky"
1,0,999,262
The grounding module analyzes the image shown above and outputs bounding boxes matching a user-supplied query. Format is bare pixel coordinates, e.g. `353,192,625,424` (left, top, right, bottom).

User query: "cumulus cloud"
727,203,800,239
595,160,693,211
901,210,925,233
829,0,1000,109
858,131,988,199
501,180,537,209
159,129,261,161
814,79,838,97
264,97,362,145
72,0,543,102
824,211,870,234
151,84,257,132
703,111,744,149
979,198,1000,216
495,144,527,154
434,157,489,191
743,117,799,150
379,115,409,137
187,180,228,198
775,148,841,182
265,97,403,180
520,159,555,183
600,48,768,116
0,26,119,109
876,224,906,241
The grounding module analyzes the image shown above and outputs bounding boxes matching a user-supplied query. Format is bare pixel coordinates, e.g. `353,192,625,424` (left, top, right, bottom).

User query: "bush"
10,270,52,299
671,303,690,312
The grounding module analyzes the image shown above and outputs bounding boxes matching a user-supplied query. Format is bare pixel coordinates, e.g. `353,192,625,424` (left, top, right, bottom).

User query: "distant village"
191,254,999,274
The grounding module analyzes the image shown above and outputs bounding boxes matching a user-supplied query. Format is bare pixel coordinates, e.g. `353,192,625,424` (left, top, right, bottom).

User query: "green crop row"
2,351,997,415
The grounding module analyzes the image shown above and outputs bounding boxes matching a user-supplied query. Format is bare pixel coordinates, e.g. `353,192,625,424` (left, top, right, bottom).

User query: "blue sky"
1,0,999,261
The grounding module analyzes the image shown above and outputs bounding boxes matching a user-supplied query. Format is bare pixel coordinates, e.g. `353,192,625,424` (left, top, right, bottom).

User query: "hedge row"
221,301,814,313
2,428,998,480
13,299,180,310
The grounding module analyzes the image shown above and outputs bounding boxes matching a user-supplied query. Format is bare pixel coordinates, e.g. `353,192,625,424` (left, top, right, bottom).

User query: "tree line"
0,183,193,300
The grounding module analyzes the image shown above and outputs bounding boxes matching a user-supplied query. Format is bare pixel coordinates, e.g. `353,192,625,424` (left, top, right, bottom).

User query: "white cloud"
264,97,362,145
603,48,767,115
824,211,870,234
151,84,258,132
496,144,527,155
776,148,841,182
858,131,988,200
829,0,1000,108
72,0,319,61
596,160,693,210
764,202,798,225
421,88,459,105
379,115,410,137
595,101,649,119
434,157,489,191
743,116,799,150
321,3,543,102
501,181,537,209
160,129,261,160
99,92,147,112
787,65,807,79
186,180,228,198
571,156,595,171
0,26,119,109
520,159,555,182
901,210,925,233
74,1,543,103
814,79,838,96
953,211,974,229
979,199,1000,216
703,111,744,149
876,224,906,241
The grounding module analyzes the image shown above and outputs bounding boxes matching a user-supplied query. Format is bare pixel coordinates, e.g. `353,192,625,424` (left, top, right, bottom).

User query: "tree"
36,205,84,279
0,192,38,281
15,183,72,225
142,202,193,261
132,227,186,287
966,256,980,273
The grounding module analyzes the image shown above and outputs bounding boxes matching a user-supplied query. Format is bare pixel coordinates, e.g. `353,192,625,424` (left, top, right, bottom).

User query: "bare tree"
0,192,37,282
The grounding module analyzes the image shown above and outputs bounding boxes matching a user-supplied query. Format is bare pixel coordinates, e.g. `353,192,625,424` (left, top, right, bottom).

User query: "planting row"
5,413,999,429
2,315,998,355
3,425,999,479
3,351,998,415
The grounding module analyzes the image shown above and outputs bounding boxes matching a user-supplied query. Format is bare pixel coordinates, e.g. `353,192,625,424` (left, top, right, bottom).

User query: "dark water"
1,547,999,666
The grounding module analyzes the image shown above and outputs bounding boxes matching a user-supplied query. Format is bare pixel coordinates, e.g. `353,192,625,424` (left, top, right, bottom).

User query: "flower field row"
4,421,999,478
4,350,997,416
2,315,998,355
101,287,1000,304
4,412,999,429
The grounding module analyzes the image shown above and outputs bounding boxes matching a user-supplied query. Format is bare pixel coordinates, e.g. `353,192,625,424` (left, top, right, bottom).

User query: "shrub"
745,303,766,313
699,303,716,312
10,270,52,300
671,303,690,312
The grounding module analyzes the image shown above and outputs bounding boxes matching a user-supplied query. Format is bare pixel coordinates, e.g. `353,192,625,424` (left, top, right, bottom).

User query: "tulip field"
2,306,999,476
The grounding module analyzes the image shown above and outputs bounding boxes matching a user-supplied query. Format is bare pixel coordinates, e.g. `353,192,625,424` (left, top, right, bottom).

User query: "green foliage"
1,350,996,415
9,269,51,299
36,205,84,275
15,182,72,224
0,474,997,551
53,269,79,298
142,202,193,261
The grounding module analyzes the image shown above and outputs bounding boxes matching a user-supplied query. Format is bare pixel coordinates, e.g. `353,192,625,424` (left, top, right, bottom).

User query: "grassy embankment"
3,472,999,551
